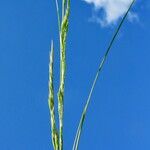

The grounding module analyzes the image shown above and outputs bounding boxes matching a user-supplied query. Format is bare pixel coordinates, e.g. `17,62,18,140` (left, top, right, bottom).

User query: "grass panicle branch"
72,1,135,150
48,40,59,150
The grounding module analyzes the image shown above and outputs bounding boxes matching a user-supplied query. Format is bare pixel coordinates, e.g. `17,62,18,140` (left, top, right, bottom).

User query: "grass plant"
48,0,135,150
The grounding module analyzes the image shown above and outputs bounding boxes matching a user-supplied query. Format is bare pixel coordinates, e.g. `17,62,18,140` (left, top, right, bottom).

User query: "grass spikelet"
48,40,59,150
72,1,135,150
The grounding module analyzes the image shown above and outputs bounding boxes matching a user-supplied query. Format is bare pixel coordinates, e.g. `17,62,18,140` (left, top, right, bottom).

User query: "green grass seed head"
49,40,59,150
57,1,70,149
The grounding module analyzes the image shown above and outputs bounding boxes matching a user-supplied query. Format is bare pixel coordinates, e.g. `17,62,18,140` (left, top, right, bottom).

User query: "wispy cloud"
83,0,137,26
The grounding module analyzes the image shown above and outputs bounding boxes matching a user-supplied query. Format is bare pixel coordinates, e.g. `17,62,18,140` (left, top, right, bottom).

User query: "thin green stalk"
48,40,59,150
55,0,61,32
72,1,135,150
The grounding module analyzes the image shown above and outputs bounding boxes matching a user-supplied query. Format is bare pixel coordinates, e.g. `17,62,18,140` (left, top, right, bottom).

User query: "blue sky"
0,0,150,150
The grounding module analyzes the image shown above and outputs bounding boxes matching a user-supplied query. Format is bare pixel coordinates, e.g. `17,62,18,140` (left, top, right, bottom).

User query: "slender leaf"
72,1,135,150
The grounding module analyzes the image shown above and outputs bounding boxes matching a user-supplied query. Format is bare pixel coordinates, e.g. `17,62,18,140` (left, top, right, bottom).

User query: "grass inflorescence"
48,41,59,150
48,0,70,150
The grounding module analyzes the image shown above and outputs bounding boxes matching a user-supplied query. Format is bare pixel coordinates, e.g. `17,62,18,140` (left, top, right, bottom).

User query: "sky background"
0,0,150,150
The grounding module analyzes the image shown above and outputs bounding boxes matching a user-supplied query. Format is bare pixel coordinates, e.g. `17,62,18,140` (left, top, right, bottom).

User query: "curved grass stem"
72,1,135,150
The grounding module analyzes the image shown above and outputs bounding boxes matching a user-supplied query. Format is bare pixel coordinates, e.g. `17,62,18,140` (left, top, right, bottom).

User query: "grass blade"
72,1,135,150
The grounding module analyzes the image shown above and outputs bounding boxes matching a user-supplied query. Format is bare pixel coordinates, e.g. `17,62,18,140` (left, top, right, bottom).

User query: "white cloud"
83,0,137,26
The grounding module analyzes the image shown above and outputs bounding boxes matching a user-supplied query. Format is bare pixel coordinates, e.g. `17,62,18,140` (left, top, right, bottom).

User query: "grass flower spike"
48,40,59,150
57,1,70,149
49,1,70,150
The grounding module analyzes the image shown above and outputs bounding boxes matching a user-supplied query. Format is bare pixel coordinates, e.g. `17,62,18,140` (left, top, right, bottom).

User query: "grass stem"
72,1,135,150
